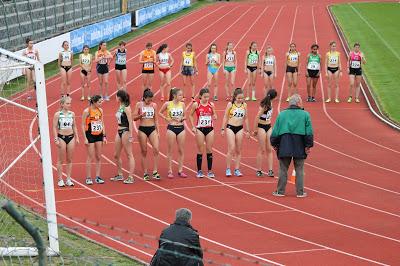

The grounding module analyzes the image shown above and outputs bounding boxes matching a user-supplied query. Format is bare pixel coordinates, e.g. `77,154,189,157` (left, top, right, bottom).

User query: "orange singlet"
142,49,156,71
85,107,103,135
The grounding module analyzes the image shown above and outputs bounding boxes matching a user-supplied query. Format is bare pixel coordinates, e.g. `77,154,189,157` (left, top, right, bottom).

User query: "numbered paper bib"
264,59,274,66
81,58,90,64
91,120,103,133
329,57,338,65
351,61,361,68
233,109,245,118
261,109,273,120
226,54,235,62
142,107,155,119
62,52,71,61
144,62,154,69
307,61,320,70
99,58,107,64
116,55,126,65
116,111,122,124
249,58,258,65
289,55,298,62
170,108,183,118
198,116,212,127
160,58,169,64
59,117,73,130
183,57,193,66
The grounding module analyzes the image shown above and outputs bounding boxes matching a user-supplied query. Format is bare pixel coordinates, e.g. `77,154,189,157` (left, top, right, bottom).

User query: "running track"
4,0,400,265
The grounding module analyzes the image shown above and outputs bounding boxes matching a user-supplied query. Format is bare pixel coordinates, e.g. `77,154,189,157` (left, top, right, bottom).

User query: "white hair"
289,94,301,106
175,208,192,223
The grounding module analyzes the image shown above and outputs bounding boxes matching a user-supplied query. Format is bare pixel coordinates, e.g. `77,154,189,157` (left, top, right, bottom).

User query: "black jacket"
150,220,203,266
270,105,314,159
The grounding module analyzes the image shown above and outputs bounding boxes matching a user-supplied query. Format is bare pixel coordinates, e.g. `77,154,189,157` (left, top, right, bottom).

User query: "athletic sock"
197,154,203,171
207,153,213,171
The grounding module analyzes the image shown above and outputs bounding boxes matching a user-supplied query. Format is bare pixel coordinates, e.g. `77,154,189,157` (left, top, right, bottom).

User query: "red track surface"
7,0,400,265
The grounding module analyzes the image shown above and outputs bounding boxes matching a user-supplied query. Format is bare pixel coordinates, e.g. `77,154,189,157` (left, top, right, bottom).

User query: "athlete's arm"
222,51,226,68
193,52,198,72
94,51,101,63
362,53,366,64
153,103,160,134
35,49,40,62
274,55,277,78
169,53,174,68
125,106,134,140
205,53,209,66
211,102,217,120
133,102,143,121
244,106,250,138
89,54,93,71
72,112,80,143
138,51,145,64
158,102,171,122
82,108,89,143
189,102,198,130
325,52,328,76
221,102,232,133
244,51,249,72
253,107,264,135
70,52,74,66
79,54,83,69
58,52,61,67
99,108,106,141
52,112,60,144
234,51,237,67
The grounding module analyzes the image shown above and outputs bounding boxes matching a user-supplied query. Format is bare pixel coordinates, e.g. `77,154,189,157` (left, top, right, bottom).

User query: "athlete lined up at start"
25,38,363,104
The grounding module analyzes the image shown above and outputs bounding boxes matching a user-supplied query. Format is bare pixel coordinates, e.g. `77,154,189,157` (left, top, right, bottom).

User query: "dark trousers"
277,157,305,195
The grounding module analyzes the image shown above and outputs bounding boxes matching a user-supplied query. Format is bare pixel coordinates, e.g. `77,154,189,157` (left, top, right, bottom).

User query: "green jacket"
270,106,314,159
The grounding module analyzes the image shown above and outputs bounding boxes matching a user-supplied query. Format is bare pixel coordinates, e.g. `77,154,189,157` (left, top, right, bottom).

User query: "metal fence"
127,0,165,11
0,0,121,51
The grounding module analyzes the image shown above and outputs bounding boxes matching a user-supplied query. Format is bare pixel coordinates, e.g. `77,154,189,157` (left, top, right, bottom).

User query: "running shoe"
104,95,110,101
347,96,352,103
207,171,215,179
152,171,161,180
27,95,33,100
196,170,204,178
256,170,263,177
272,191,285,197
57,179,65,187
334,98,340,103
80,96,85,101
65,178,74,187
267,170,274,177
143,173,150,181
245,96,250,101
225,168,232,177
311,97,316,102
325,98,331,103
87,96,91,101
234,169,243,177
251,97,257,101
123,176,134,184
160,96,164,101
355,98,360,103
306,96,311,102
85,177,93,185
167,171,174,179
213,95,218,101
297,192,308,198
110,174,124,181
95,176,105,184
286,97,290,102
178,172,188,178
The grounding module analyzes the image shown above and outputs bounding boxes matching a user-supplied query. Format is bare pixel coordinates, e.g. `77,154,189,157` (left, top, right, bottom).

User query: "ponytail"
90,95,102,105
156,43,167,54
232,88,243,104
169,87,181,101
260,89,277,109
142,88,154,101
117,90,130,107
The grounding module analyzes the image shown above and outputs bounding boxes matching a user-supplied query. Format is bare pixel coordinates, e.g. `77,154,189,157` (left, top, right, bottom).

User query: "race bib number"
307,61,320,70
142,107,155,119
91,120,103,133
226,54,234,62
329,57,338,64
99,58,107,64
170,108,183,118
184,57,192,66
160,58,169,64
116,55,126,65
264,59,274,66
144,62,154,69
351,61,361,68
289,55,298,62
116,111,122,124
59,117,73,130
62,53,71,61
264,109,273,120
249,58,258,65
233,109,245,118
81,58,90,64
198,116,212,127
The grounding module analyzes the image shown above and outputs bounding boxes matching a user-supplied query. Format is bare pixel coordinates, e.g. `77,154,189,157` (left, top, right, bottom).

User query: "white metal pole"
34,61,60,254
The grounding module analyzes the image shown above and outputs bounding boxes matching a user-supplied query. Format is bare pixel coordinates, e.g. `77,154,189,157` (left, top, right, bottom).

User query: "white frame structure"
0,47,59,256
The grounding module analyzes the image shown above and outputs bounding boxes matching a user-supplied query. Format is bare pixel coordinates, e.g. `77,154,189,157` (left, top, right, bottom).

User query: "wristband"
54,137,58,142
103,135,107,138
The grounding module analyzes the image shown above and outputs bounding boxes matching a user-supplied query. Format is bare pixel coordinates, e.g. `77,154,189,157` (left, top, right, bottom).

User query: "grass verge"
331,2,400,123
1,0,212,98
0,200,144,265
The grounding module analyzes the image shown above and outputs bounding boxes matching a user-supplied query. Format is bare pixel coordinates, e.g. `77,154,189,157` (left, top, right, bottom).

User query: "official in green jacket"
270,94,313,197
